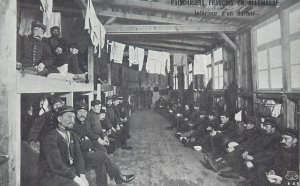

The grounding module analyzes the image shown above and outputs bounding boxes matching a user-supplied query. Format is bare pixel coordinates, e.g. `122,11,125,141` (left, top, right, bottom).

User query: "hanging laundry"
129,46,144,70
84,0,106,57
18,9,38,35
173,53,187,66
272,104,282,118
110,41,126,64
194,54,206,75
43,12,61,38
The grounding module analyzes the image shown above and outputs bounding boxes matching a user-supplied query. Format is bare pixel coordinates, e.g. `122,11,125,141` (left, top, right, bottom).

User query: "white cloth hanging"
272,104,282,117
235,110,242,122
84,0,106,57
194,54,206,75
43,12,61,38
110,41,125,64
173,53,187,66
129,46,144,69
18,9,36,35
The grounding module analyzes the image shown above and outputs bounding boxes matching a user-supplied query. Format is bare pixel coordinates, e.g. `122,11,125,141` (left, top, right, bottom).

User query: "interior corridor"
107,109,239,186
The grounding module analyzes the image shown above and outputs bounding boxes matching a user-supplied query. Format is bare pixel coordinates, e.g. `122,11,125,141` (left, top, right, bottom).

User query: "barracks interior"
0,0,300,186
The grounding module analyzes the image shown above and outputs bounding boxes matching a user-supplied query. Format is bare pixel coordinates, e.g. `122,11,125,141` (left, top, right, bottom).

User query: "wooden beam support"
93,0,257,20
218,32,237,52
94,8,217,25
120,41,203,55
105,24,238,35
104,17,116,25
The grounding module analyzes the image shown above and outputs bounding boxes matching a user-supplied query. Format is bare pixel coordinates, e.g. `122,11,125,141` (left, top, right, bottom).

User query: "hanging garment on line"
84,0,106,57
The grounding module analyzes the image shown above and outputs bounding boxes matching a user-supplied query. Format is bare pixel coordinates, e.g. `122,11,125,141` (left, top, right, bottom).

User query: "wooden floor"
108,109,239,186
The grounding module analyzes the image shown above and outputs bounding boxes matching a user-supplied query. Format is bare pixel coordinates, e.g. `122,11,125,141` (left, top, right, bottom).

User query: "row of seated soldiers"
154,97,299,186
17,20,86,78
21,95,135,186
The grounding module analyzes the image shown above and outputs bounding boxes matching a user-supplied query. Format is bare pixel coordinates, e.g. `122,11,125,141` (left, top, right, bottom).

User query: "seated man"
257,129,299,186
72,103,135,185
117,96,131,139
64,42,83,74
166,102,183,130
44,26,67,53
17,21,53,76
39,106,89,186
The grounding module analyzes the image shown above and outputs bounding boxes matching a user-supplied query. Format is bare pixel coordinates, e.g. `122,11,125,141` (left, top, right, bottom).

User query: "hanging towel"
194,54,206,75
272,104,282,118
84,0,106,57
43,12,61,38
110,41,125,64
18,9,37,35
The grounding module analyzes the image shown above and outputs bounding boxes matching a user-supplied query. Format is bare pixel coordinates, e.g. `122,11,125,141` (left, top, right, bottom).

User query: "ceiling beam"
94,8,218,25
218,32,237,52
122,43,202,55
105,24,238,35
104,17,117,25
117,40,205,53
93,0,257,21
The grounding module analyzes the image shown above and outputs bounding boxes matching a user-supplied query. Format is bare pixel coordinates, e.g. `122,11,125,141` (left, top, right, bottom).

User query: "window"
255,16,283,90
289,6,300,90
188,63,193,88
214,63,224,89
205,53,211,86
173,65,178,90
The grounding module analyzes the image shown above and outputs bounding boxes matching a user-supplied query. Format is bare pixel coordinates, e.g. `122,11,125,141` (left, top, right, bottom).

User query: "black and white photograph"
0,0,299,185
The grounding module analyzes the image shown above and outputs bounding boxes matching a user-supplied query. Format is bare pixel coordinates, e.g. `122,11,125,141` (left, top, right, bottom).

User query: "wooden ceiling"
19,0,297,54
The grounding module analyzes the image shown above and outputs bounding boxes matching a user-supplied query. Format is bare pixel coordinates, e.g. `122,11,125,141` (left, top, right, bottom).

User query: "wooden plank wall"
0,0,20,185
235,31,254,115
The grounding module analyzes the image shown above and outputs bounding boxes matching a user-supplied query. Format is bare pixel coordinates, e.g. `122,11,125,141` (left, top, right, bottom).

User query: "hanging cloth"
84,0,106,57
110,41,125,64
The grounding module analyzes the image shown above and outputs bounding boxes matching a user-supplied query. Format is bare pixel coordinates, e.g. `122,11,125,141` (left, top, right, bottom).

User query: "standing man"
73,103,135,186
17,20,53,76
39,106,88,186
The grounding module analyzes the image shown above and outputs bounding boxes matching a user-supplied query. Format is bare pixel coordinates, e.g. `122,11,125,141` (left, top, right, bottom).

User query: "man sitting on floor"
72,103,135,186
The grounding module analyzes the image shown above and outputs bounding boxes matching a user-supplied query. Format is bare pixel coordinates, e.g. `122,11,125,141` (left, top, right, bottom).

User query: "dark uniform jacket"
64,52,83,74
17,34,53,68
214,120,237,140
118,103,129,119
28,111,58,142
42,129,85,180
43,36,67,53
106,105,121,128
72,119,93,152
234,127,262,152
85,111,105,141
272,145,299,186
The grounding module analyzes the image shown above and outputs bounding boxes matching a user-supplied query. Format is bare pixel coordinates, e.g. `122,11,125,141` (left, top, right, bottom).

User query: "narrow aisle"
109,110,238,186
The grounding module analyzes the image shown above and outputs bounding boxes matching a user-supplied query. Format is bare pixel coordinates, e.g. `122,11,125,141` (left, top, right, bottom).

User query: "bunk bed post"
0,0,20,185
88,46,94,85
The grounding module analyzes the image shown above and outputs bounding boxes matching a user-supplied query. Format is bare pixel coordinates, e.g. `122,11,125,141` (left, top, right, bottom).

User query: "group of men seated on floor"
154,97,299,186
22,95,135,186
17,20,87,82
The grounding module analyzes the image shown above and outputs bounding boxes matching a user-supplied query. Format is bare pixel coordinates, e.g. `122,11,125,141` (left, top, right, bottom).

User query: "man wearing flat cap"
44,26,67,53
17,20,53,76
39,106,89,186
62,42,83,74
72,103,135,185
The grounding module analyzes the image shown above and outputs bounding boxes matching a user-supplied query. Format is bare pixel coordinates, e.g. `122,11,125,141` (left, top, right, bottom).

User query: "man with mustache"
17,20,53,76
44,26,67,53
39,106,88,186
72,103,135,185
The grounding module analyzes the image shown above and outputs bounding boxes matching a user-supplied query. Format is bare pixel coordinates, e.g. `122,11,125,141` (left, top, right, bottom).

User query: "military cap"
31,20,46,32
50,26,60,32
282,128,298,138
220,112,230,117
58,106,75,115
91,100,101,106
50,96,62,105
112,95,118,101
199,110,207,115
118,96,124,100
75,102,88,111
246,116,257,125
208,110,217,116
69,42,79,49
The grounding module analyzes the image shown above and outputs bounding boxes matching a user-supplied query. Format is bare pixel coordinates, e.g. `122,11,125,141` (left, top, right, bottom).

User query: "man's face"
99,113,106,120
70,47,79,55
208,115,215,121
55,47,63,55
51,29,59,37
107,99,112,106
53,101,63,112
184,105,189,110
77,109,87,122
58,112,75,129
220,116,229,123
119,100,123,104
32,27,44,40
244,123,255,130
113,100,119,106
92,104,101,113
281,134,297,148
264,124,274,134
